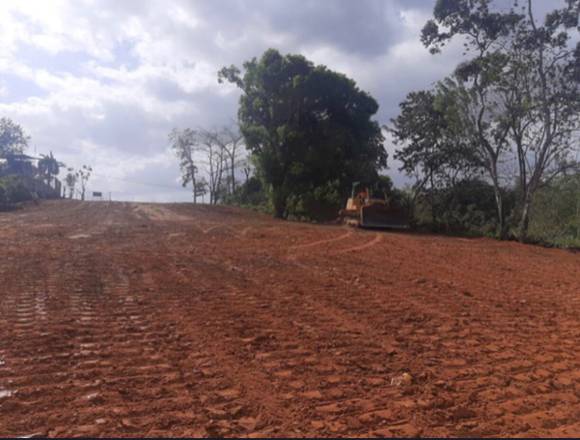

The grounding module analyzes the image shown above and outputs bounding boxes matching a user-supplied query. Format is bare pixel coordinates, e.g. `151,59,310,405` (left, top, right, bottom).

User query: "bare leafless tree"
198,129,227,205
240,157,253,184
204,125,245,195
65,168,77,199
171,125,248,205
169,128,208,204
221,125,245,194
77,165,92,201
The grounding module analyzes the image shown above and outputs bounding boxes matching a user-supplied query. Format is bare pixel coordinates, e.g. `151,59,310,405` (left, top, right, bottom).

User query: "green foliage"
0,175,35,209
422,0,522,54
169,128,205,203
77,165,92,201
390,89,482,196
225,175,344,221
414,179,516,235
38,151,60,182
169,128,198,187
221,176,271,215
219,48,386,218
0,119,67,204
373,175,394,198
528,174,580,247
286,180,343,222
64,169,77,199
414,0,580,240
227,176,268,206
0,117,29,157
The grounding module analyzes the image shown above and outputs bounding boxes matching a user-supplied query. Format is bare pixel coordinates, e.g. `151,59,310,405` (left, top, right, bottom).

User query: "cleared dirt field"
0,200,579,437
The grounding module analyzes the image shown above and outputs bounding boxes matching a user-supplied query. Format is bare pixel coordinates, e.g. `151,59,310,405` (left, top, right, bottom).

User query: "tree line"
171,0,578,246
169,125,246,205
173,48,388,221
391,0,580,241
0,117,92,207
3,1,576,245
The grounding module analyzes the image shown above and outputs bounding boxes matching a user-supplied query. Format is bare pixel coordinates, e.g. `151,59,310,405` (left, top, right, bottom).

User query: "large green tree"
390,89,482,225
0,117,29,157
219,49,386,218
170,128,204,204
38,151,61,186
505,0,580,238
421,0,580,239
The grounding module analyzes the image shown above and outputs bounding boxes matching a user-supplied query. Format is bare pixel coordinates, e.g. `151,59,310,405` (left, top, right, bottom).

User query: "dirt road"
0,201,579,437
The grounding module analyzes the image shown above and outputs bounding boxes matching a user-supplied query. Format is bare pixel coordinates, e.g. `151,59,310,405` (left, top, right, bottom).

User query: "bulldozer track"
333,233,383,255
288,229,354,252
0,201,579,437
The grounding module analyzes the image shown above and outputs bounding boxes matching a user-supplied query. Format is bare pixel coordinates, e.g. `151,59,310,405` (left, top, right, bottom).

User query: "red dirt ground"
0,200,579,437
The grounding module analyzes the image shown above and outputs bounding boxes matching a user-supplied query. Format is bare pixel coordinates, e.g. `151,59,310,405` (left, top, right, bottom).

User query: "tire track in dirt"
120,221,401,435
120,205,297,436
135,203,251,239
0,206,201,437
302,234,576,434
146,235,302,434
332,232,383,255
109,204,283,436
1,201,579,437
288,230,354,251
270,227,580,432
154,228,436,436
282,229,456,325
153,269,394,436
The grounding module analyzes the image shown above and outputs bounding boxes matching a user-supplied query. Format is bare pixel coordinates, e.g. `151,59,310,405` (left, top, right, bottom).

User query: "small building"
0,153,38,177
0,153,62,199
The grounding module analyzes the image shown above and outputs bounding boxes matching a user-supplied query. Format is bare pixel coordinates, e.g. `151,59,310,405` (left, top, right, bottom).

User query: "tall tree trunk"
215,155,224,205
428,170,436,230
272,187,287,219
518,194,532,241
492,184,506,239
518,173,541,241
230,156,236,195
489,170,507,240
190,162,197,204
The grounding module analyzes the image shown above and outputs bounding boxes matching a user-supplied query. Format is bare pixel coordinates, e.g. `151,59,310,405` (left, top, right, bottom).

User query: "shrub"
286,180,342,222
528,175,580,248
413,179,516,235
223,177,269,211
0,175,35,208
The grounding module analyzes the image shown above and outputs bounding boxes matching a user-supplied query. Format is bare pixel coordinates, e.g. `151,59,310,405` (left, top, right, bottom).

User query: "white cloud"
0,0,467,201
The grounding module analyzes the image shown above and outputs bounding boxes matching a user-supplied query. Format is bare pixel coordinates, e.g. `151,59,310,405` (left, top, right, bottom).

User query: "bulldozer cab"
351,182,386,204
341,180,410,229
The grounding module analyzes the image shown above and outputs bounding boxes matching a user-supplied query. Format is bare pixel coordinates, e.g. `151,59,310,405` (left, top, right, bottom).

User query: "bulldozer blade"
360,204,410,229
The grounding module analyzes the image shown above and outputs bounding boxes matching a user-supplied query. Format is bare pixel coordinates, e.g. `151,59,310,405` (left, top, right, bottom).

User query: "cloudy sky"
0,0,471,202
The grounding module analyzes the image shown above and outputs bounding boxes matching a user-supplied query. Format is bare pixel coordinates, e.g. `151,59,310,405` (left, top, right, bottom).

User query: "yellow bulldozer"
339,181,410,229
